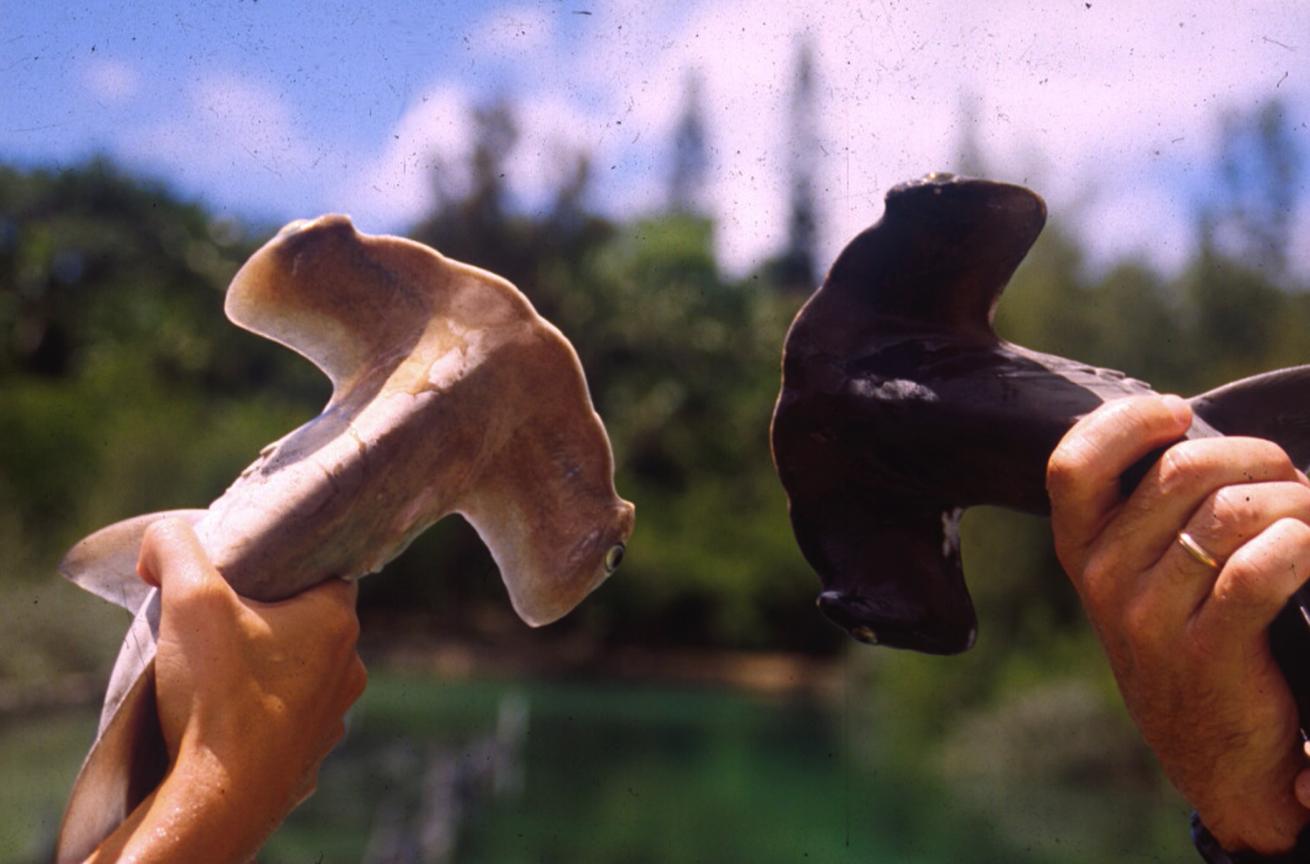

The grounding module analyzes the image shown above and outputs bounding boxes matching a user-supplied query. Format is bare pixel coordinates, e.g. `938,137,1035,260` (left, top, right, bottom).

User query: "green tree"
1202,99,1302,281
668,71,710,216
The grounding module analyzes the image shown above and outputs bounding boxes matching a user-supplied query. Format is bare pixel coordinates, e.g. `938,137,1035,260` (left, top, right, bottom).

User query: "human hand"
1047,395,1310,855
87,517,367,863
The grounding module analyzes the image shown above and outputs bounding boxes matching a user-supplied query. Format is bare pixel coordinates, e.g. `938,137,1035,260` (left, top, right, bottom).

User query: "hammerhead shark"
771,174,1310,720
55,215,635,862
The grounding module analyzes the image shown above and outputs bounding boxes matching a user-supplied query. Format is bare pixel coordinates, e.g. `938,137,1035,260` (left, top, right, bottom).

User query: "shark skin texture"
769,174,1310,715
55,215,635,862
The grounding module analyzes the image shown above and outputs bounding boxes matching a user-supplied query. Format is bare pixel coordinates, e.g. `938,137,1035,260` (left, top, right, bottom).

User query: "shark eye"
604,543,625,574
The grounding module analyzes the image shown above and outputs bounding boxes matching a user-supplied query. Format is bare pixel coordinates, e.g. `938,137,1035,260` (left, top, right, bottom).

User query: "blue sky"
3,0,1307,275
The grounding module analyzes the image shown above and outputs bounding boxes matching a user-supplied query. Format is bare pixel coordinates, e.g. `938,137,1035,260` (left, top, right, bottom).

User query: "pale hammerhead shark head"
55,215,635,862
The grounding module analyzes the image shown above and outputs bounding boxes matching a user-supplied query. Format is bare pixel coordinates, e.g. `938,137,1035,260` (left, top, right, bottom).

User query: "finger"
1048,395,1192,556
1297,747,1310,809
303,578,361,635
346,655,368,705
1109,437,1302,570
253,579,360,649
1186,483,1310,558
315,576,359,607
137,517,230,611
254,576,358,611
1193,517,1310,646
1080,438,1303,619
1135,482,1310,626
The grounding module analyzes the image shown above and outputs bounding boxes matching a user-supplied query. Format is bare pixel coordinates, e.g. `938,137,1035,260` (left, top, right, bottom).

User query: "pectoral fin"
56,593,165,863
59,510,206,612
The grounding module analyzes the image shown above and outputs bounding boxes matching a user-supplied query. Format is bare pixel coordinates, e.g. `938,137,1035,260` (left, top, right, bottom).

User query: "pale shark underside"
55,215,635,862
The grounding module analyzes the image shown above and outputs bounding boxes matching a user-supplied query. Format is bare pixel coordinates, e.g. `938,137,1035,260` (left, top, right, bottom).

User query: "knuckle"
339,611,362,645
1182,625,1230,671
1207,486,1258,537
1285,484,1310,519
1155,445,1206,496
341,656,368,706
1046,440,1094,498
1076,548,1121,613
1214,549,1272,610
1178,620,1214,665
140,519,169,551
174,577,229,614
318,603,361,646
1122,594,1164,652
1272,517,1310,570
1244,438,1295,479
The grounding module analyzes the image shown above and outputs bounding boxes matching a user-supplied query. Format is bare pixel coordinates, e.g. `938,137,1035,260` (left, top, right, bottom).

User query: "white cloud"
507,92,610,210
82,58,140,104
125,73,314,180
117,72,325,218
338,79,637,233
137,0,1302,276
340,84,474,233
450,0,1289,273
1074,182,1196,275
554,0,1310,275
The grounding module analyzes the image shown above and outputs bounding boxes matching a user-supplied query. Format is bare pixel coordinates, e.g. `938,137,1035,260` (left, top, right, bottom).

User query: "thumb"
137,517,230,611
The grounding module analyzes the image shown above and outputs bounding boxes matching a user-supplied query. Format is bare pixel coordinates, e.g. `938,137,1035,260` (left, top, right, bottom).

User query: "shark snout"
277,213,356,239
816,588,976,655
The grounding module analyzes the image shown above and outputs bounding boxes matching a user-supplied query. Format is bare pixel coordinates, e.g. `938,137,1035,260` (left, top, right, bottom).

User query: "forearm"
85,743,281,864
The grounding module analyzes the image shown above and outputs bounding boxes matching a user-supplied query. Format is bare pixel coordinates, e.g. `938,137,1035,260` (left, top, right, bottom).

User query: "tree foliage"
2,95,1306,862
1,98,1305,678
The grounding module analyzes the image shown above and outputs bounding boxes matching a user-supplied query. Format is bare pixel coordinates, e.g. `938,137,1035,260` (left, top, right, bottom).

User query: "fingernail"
1160,394,1191,427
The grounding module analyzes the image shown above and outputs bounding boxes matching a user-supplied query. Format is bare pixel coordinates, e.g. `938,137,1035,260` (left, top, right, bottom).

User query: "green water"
0,672,1189,863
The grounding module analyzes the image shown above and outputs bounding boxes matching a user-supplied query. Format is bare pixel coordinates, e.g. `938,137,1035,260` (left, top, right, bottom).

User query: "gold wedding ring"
1176,531,1220,570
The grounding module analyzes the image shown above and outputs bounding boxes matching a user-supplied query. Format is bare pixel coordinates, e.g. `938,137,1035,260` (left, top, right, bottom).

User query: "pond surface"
0,671,1189,863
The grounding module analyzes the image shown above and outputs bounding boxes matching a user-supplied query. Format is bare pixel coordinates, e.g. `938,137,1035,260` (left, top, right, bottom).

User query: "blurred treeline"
852,97,1310,856
0,93,833,682
0,84,1305,854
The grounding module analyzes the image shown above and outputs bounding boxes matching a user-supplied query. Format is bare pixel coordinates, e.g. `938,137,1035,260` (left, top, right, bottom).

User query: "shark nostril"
815,588,976,654
816,590,844,609
850,625,878,644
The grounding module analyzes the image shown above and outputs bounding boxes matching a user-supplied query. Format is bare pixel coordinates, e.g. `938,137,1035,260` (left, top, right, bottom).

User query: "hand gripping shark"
771,174,1310,718
55,215,635,862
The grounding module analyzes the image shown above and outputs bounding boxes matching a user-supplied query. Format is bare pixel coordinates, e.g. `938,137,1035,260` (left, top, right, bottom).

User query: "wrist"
134,742,280,863
180,701,304,817
1198,797,1309,857
84,747,265,864
1194,812,1310,863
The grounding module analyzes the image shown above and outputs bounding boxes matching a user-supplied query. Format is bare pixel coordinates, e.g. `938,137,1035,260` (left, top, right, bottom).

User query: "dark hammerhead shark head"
55,215,634,862
771,174,1310,712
